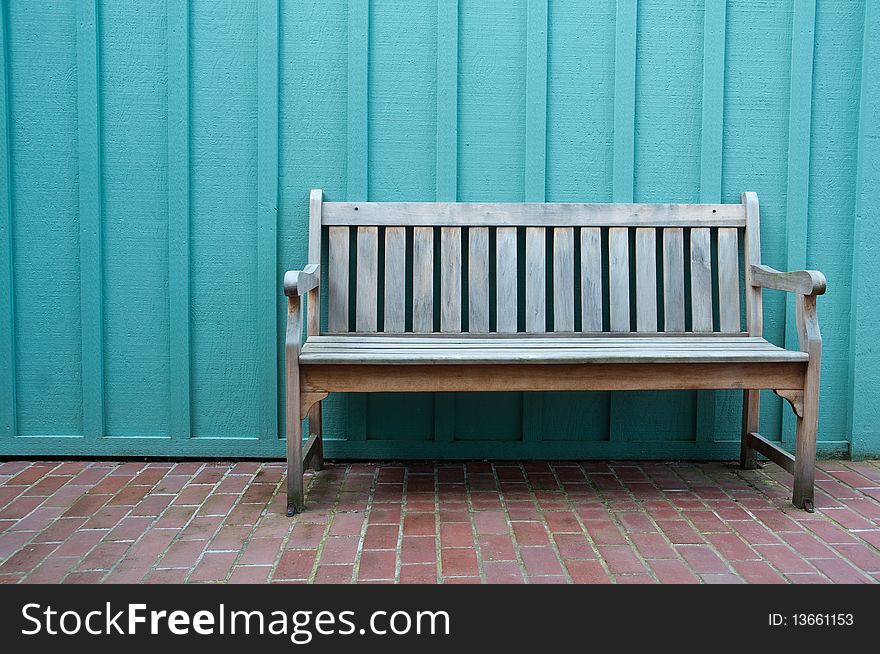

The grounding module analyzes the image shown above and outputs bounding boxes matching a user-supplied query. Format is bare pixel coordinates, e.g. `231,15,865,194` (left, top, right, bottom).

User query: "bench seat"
300,335,808,365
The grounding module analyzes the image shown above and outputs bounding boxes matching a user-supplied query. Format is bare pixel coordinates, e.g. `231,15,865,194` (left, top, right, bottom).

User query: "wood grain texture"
496,227,518,333
468,227,489,333
717,228,741,333
662,228,685,332
635,228,657,332
383,226,406,332
553,227,574,331
609,227,630,332
580,227,602,332
306,189,323,336
412,227,434,333
525,227,546,332
355,226,378,332
328,226,350,333
440,227,462,332
690,227,713,332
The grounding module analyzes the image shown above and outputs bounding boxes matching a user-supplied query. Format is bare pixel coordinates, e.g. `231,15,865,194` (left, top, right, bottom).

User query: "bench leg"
740,389,760,470
792,380,818,512
286,352,304,517
307,402,323,471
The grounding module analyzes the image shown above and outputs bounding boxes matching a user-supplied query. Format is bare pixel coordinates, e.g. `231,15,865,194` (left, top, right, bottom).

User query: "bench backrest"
306,190,762,336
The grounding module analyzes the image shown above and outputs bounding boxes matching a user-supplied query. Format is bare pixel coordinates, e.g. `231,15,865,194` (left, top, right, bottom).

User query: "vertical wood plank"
525,227,546,332
849,0,880,457
742,192,763,337
662,228,685,331
257,0,279,440
383,226,406,332
608,227,630,332
524,0,548,439
690,227,713,332
468,227,489,333
328,227,350,332
356,226,378,332
697,0,727,442
783,0,816,443
717,228,741,332
440,227,462,332
635,228,657,332
0,0,15,439
496,227,518,333
77,0,104,440
168,0,191,440
307,189,322,335
580,227,602,332
553,228,574,331
412,227,434,333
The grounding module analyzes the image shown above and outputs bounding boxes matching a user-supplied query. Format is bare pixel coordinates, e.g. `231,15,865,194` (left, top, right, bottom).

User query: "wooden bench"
283,190,826,515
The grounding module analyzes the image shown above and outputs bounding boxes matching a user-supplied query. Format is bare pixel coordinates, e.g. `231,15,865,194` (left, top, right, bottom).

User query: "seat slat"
328,226,350,332
635,228,657,332
609,227,630,332
412,227,434,333
662,228,685,332
525,227,546,332
717,227,741,332
496,227,518,333
690,227,713,332
553,228,575,331
356,226,378,332
468,227,489,333
580,227,602,332
383,227,406,332
440,227,462,332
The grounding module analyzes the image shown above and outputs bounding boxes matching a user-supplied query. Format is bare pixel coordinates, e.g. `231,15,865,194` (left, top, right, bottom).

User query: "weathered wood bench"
284,190,825,515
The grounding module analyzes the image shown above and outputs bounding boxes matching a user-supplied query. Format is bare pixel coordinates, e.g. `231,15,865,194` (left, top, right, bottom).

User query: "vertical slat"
496,227,518,333
742,193,763,336
849,0,880,458
635,228,657,332
168,0,191,439
307,189,322,335
690,227,713,332
697,0,727,442
412,227,434,333
356,227,378,332
77,0,104,439
580,227,602,332
783,0,816,443
383,226,406,332
662,228,685,331
468,227,489,333
440,227,462,332
553,228,574,331
525,227,546,333
0,0,15,439
257,0,279,439
717,228,741,332
608,227,630,332
328,227,350,332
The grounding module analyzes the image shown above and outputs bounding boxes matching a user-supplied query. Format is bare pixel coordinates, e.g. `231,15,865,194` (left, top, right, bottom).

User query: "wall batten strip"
168,0,191,440
782,0,816,444
257,0,279,440
76,0,104,440
523,0,548,442
847,0,879,458
696,0,727,443
609,0,637,441
347,0,368,201
0,0,15,439
435,0,459,440
347,0,370,438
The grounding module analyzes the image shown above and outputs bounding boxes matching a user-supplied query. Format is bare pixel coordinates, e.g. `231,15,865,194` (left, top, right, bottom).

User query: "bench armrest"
283,263,320,297
750,264,826,296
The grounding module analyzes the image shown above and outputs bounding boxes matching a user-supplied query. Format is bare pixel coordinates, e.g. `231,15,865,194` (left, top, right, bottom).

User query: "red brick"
320,536,360,565
315,564,354,583
677,545,729,574
78,541,129,571
832,543,880,572
753,544,817,574
239,537,283,565
401,536,435,565
159,539,206,568
779,531,836,559
565,560,611,584
363,524,399,550
706,533,758,561
54,529,107,557
403,512,436,537
649,559,700,584
617,512,656,533
473,511,508,535
520,547,562,576
598,546,647,575
24,556,81,583
288,522,327,549
512,521,549,546
584,520,626,546
229,565,272,584
276,549,317,579
130,494,174,517
657,520,705,545
441,548,478,577
630,532,676,560
809,557,872,584
554,533,595,560
329,512,365,536
189,551,236,582
0,542,58,573
732,560,787,583
477,534,515,562
367,506,401,525
33,517,87,543
358,550,396,580
400,563,437,584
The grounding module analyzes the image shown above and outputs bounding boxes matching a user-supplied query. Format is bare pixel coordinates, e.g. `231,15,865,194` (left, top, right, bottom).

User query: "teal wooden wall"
1,0,878,459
